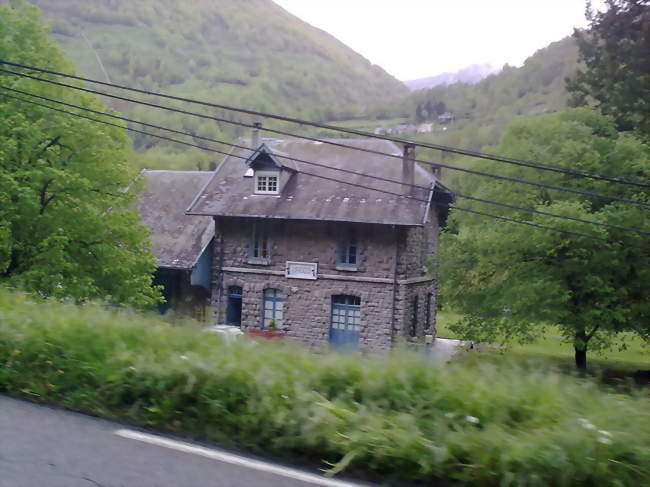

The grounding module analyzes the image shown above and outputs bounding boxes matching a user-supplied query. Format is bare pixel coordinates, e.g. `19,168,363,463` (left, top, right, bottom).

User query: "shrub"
0,288,648,485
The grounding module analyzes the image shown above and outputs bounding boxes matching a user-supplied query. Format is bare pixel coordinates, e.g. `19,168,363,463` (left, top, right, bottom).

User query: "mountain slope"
404,64,500,91
24,0,408,167
367,37,580,157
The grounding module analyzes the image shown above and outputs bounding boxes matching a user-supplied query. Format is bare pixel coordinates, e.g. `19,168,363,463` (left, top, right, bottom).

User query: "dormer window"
245,143,295,196
256,173,279,194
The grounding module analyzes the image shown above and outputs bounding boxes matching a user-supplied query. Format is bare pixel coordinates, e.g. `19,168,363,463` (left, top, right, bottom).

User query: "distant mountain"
364,37,580,174
404,64,501,91
22,0,408,168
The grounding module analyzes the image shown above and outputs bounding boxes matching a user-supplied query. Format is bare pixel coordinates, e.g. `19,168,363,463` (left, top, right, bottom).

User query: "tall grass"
1,288,649,486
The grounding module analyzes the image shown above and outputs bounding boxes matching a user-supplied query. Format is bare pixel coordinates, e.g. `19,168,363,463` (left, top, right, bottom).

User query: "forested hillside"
22,0,407,168
371,37,580,157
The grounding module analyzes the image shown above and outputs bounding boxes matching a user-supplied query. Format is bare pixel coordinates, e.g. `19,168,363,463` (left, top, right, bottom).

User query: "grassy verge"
1,289,649,486
437,311,650,373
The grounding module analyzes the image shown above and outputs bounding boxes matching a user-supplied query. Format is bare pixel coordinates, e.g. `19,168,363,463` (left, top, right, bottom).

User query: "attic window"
255,173,279,194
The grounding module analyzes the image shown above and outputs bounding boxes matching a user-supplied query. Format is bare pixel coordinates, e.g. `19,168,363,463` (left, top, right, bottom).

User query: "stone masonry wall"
393,280,437,342
211,213,439,350
221,272,395,350
216,217,398,278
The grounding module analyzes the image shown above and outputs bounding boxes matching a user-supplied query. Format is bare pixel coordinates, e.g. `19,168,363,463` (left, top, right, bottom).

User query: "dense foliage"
569,0,650,136
0,0,160,306
22,0,407,169
439,109,650,369
1,288,649,486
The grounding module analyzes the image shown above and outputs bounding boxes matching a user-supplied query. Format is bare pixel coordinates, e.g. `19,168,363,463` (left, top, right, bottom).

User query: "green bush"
0,288,648,485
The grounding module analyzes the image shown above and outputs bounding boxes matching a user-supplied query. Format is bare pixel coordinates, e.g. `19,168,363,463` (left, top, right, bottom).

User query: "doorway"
330,295,361,350
226,286,243,326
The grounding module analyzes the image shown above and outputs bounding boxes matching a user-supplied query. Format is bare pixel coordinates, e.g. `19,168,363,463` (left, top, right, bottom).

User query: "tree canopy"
569,0,650,136
438,108,650,369
0,0,160,306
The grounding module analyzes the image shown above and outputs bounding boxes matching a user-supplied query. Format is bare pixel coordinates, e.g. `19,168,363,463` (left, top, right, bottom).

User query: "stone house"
182,134,453,350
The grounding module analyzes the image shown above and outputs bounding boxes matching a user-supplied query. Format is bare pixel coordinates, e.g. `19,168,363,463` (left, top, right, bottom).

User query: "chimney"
402,143,415,195
251,121,262,150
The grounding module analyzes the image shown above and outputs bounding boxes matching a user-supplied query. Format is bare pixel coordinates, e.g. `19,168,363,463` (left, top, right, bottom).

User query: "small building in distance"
438,112,455,124
186,133,453,350
135,170,214,321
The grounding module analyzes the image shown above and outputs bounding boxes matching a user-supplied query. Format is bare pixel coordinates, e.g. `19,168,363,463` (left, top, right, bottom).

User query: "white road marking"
114,429,364,487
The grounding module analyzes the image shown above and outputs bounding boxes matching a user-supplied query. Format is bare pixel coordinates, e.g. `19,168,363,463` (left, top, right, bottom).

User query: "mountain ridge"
404,64,501,91
19,0,408,168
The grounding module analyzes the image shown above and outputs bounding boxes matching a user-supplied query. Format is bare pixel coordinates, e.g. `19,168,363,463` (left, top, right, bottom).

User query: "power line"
3,85,649,237
2,67,649,209
455,193,650,236
0,83,432,191
3,90,646,246
446,206,618,244
1,58,647,189
0,91,428,203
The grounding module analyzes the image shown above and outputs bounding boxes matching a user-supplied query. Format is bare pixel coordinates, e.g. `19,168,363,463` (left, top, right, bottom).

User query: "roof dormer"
245,141,294,195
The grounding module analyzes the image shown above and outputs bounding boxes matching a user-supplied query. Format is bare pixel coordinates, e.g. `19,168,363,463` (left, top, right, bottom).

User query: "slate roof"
186,138,443,227
135,170,215,270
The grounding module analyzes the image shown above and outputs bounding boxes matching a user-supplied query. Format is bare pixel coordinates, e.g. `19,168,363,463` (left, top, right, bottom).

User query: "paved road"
0,395,366,487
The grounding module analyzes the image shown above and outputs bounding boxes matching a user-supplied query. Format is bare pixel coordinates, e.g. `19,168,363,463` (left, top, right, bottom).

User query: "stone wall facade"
210,211,440,350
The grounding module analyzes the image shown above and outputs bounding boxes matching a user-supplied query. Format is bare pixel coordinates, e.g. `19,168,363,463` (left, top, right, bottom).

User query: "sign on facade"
286,261,318,280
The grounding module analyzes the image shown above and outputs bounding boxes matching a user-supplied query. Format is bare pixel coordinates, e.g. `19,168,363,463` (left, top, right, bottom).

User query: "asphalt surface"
0,395,365,487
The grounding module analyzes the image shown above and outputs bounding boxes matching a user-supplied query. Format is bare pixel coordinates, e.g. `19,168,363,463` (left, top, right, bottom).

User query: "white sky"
273,0,605,80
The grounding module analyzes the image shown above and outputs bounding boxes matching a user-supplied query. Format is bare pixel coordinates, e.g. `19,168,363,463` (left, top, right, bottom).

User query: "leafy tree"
0,0,160,306
439,108,650,369
569,0,650,136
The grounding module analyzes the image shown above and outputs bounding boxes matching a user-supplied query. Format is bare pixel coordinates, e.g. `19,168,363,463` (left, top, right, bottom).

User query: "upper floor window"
336,234,358,270
255,172,279,194
249,225,270,264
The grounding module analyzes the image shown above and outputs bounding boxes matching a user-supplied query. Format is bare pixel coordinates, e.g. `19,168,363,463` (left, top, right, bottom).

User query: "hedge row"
0,289,649,486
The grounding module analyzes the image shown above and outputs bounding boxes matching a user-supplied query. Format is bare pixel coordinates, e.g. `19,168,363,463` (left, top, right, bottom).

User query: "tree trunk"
574,330,588,371
574,346,587,370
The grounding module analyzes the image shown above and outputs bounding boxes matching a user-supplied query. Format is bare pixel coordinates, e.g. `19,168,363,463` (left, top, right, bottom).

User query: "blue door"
226,286,242,326
330,295,361,350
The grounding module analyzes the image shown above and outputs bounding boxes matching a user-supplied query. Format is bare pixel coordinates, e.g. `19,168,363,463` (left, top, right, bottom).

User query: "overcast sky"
273,0,605,81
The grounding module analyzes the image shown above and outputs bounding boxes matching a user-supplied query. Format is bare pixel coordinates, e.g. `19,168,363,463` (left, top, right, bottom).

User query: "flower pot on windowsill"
248,329,285,340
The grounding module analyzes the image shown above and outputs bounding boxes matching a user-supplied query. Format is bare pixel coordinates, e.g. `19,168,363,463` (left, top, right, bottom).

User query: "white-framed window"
336,233,359,270
248,224,270,264
263,288,284,329
255,172,279,194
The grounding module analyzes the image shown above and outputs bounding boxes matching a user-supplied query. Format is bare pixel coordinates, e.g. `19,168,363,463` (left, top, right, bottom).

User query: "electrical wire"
2,90,646,246
1,59,647,188
1,67,650,209
446,206,618,243
3,85,649,237
0,84,433,192
0,91,428,203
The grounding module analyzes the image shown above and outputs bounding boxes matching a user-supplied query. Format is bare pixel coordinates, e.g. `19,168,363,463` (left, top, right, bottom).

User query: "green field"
437,311,650,373
2,288,650,485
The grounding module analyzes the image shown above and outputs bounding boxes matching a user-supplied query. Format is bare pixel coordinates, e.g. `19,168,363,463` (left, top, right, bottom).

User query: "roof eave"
186,213,425,227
